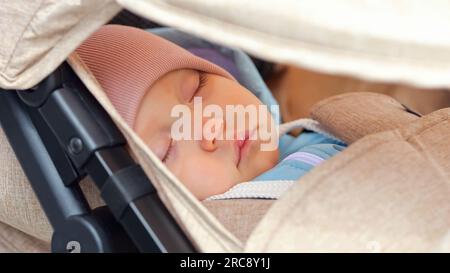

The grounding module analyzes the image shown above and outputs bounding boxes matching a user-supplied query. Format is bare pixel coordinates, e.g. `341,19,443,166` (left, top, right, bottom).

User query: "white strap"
206,180,296,200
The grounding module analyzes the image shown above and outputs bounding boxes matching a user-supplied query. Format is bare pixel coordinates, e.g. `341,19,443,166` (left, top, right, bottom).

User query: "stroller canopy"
2,0,450,90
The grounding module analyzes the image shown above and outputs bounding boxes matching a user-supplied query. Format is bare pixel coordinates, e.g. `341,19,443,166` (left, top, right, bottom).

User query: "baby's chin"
258,148,280,173
239,147,279,182
192,148,279,200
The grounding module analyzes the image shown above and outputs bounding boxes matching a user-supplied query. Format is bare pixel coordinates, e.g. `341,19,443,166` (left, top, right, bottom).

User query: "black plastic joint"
18,63,73,108
38,86,125,168
101,165,156,219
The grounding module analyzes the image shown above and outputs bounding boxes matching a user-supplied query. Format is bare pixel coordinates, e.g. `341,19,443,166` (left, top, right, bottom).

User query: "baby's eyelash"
198,72,208,89
190,72,208,102
162,139,174,162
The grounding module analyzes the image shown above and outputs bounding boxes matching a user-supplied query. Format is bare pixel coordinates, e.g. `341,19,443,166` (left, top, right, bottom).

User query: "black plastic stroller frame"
0,63,195,253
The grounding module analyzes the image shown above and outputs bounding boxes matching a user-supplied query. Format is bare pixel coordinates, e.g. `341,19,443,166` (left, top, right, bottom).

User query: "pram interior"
1,1,450,253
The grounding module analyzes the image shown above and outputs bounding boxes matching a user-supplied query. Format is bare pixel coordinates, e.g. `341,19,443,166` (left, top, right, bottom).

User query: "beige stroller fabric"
310,92,420,144
119,0,450,89
0,0,121,89
1,0,450,252
247,106,450,252
0,221,49,253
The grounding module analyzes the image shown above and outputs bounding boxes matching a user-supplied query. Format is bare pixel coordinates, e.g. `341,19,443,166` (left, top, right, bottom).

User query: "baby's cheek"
176,157,237,200
242,144,279,181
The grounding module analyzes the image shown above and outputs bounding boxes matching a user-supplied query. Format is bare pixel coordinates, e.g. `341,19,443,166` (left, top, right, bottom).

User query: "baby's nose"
199,118,223,152
200,138,217,152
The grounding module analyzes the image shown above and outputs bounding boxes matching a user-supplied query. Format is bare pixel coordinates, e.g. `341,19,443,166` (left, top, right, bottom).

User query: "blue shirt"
254,131,346,181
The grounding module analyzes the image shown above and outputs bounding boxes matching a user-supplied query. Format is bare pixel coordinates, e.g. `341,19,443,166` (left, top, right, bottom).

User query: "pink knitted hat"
74,25,233,127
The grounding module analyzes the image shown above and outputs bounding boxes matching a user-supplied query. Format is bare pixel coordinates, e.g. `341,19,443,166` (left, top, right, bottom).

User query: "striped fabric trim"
282,151,324,167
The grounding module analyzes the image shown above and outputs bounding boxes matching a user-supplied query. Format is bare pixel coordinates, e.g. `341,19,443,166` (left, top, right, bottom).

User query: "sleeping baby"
75,25,345,200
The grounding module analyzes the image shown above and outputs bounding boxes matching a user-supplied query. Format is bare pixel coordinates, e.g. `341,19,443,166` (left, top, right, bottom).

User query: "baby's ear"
310,92,420,144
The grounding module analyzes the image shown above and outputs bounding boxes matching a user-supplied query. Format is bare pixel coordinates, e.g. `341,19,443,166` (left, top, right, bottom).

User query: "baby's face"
134,69,279,200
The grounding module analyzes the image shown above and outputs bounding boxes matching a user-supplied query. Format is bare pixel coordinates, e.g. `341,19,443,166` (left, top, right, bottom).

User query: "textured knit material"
75,25,234,127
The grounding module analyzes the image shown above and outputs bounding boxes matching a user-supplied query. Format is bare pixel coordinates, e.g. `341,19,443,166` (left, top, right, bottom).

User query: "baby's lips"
234,138,243,167
234,129,256,167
